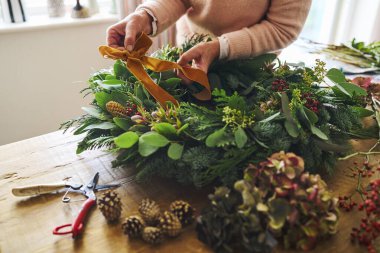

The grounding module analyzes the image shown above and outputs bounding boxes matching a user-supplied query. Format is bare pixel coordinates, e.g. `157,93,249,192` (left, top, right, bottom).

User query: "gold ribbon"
99,33,211,107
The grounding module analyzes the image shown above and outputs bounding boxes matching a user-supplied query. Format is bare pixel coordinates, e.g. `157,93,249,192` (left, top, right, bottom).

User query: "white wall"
0,20,117,145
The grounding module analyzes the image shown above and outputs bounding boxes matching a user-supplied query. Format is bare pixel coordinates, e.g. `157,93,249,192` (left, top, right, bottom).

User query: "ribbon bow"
99,33,211,107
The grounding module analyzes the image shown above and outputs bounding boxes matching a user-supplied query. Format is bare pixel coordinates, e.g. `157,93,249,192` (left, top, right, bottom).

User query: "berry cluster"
302,92,319,113
338,161,380,253
338,196,357,212
125,102,140,116
271,79,288,91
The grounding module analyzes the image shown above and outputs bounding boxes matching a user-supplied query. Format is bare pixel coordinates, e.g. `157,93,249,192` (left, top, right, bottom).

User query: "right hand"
106,10,152,51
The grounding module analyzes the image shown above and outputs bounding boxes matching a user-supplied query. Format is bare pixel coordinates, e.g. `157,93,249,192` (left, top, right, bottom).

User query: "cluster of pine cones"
122,198,195,244
96,191,195,245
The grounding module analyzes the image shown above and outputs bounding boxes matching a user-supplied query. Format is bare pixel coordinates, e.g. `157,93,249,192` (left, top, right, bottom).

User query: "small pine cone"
138,199,161,225
159,211,182,237
97,190,122,222
169,200,195,226
106,101,129,118
142,227,164,244
122,215,145,238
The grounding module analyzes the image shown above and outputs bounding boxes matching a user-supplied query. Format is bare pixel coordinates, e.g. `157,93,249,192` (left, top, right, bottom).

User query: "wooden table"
0,131,379,253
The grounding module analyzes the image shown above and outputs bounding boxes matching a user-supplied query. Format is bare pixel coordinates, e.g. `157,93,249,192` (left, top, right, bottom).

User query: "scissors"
12,172,120,238
52,172,120,238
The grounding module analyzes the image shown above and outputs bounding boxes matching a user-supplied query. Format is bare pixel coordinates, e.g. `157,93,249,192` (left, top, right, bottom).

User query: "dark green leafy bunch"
61,34,378,187
196,152,339,252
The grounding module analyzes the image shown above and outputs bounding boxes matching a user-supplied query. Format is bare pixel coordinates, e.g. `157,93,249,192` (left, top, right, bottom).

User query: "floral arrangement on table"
61,34,378,188
321,39,380,69
196,151,339,252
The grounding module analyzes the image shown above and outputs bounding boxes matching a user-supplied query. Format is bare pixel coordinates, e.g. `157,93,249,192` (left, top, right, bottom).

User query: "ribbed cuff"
138,8,158,36
222,28,253,60
217,36,230,60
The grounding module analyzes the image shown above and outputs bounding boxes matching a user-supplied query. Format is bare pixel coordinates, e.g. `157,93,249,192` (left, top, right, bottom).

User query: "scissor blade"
95,184,121,191
86,172,100,189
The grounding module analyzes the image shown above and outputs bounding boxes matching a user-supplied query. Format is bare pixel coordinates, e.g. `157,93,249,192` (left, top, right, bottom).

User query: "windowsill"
0,13,119,34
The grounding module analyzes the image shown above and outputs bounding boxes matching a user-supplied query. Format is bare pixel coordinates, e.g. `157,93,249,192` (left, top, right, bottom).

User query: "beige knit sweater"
137,0,311,60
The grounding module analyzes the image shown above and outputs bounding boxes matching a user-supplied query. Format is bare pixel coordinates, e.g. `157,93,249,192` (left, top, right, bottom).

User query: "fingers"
124,20,139,51
177,46,202,66
106,23,125,48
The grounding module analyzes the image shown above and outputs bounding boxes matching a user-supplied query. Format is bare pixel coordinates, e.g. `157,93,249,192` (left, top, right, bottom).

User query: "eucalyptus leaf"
84,122,115,131
205,128,228,147
154,122,177,139
234,127,248,149
281,93,299,137
303,107,318,124
114,131,139,148
167,143,184,160
113,117,132,131
81,106,103,119
260,112,281,123
351,106,374,117
138,138,159,156
140,132,170,147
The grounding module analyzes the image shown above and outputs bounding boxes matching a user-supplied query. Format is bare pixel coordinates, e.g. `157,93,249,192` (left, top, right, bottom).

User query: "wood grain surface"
0,131,379,253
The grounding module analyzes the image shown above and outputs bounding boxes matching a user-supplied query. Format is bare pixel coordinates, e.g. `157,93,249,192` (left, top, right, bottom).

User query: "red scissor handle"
53,198,96,238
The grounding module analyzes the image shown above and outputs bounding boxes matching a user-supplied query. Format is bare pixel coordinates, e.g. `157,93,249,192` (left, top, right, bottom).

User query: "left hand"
177,39,220,84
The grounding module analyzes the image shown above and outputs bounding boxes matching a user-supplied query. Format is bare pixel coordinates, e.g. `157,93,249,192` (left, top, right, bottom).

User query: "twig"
338,151,380,161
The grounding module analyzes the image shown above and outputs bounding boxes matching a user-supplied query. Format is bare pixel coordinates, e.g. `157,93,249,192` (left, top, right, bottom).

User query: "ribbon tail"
143,56,211,101
126,59,179,107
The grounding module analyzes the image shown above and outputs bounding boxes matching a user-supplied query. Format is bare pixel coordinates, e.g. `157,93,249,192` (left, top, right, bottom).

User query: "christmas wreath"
61,34,378,187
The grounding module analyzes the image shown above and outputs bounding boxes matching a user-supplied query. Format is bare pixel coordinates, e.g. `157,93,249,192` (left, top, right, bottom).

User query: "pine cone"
122,215,145,238
97,190,122,222
142,226,164,244
139,198,161,225
169,200,195,226
159,211,182,237
106,101,129,118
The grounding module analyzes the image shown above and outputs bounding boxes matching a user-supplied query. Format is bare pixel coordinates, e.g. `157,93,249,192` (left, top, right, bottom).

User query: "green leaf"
339,82,367,96
81,106,103,119
138,138,159,157
260,112,281,123
84,122,115,130
95,91,129,110
177,123,189,135
113,117,132,131
310,125,329,140
234,127,248,148
105,75,116,80
303,107,318,124
114,131,139,148
140,132,170,147
153,122,177,139
113,60,129,80
326,68,346,83
205,128,227,147
167,143,184,160
102,79,125,85
351,106,374,117
281,93,299,137
164,78,182,87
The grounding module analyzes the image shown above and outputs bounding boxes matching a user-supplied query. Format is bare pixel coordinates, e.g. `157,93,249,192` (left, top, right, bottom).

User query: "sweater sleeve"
136,0,189,35
222,0,312,60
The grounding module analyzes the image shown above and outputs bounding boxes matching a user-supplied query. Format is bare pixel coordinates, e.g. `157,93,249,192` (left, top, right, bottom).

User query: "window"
300,0,380,44
0,0,115,23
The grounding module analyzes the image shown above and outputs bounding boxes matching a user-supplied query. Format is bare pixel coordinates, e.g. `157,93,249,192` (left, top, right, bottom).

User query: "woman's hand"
106,10,152,51
177,39,220,85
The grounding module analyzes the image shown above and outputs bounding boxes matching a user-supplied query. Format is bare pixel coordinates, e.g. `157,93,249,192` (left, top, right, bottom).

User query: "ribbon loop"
99,33,211,107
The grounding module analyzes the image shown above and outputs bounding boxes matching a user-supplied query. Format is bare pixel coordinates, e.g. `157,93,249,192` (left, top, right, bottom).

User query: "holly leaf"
234,127,248,148
114,131,139,148
167,143,184,160
139,132,170,147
